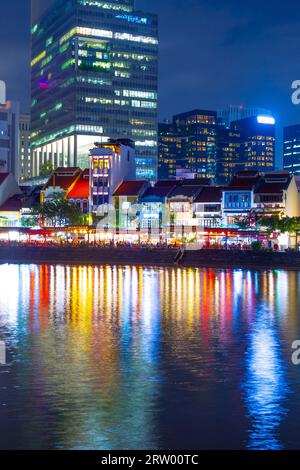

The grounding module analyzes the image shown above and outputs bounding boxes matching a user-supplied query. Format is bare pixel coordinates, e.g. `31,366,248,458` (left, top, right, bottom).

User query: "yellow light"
31,50,46,67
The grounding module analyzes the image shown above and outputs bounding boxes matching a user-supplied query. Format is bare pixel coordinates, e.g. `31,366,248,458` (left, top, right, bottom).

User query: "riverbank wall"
1,245,300,269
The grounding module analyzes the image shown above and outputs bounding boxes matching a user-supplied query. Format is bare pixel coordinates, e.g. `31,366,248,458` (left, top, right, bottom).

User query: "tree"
21,215,39,228
257,216,300,248
257,215,282,233
258,216,300,235
40,161,54,178
34,194,85,227
283,217,300,234
0,216,8,227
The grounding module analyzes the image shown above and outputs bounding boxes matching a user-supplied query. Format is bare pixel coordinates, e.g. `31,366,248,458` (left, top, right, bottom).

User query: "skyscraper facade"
0,80,20,179
218,105,272,128
216,126,242,184
159,111,276,183
31,0,158,179
283,124,300,175
158,121,183,179
231,116,276,173
19,114,32,182
158,110,218,180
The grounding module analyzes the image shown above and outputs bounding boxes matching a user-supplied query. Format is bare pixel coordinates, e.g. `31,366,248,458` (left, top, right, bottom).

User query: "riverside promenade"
1,245,300,269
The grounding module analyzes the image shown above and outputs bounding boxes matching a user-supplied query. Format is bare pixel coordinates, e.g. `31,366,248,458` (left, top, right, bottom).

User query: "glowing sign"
257,116,275,125
116,14,148,25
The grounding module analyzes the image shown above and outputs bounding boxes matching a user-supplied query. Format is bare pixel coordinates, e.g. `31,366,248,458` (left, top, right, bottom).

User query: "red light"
39,81,49,89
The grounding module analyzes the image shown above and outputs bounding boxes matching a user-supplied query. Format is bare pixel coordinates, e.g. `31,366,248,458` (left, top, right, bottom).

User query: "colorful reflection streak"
0,265,300,449
243,315,289,450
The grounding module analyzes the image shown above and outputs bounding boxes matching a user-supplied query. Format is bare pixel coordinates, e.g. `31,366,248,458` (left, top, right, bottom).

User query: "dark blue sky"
0,0,299,159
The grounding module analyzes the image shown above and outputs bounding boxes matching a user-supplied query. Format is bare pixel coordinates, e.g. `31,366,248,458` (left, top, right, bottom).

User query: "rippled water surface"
0,264,300,450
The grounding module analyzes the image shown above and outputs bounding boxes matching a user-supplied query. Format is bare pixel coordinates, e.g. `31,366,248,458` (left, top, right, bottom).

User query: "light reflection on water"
243,314,289,450
0,264,300,449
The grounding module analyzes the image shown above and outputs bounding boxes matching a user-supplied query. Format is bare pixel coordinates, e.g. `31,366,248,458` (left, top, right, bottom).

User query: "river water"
0,264,300,450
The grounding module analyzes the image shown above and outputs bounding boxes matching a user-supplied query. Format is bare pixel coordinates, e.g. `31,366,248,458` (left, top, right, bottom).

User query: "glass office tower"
283,124,300,175
31,0,158,179
216,126,242,184
0,81,20,180
158,110,218,180
158,121,184,179
158,111,275,182
231,116,276,172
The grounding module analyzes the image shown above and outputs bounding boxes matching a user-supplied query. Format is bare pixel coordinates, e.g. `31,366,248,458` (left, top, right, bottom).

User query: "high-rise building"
231,115,276,173
159,111,276,183
158,110,218,180
19,115,32,182
218,105,272,128
0,80,20,179
158,121,183,179
216,126,242,184
283,124,300,175
31,0,158,179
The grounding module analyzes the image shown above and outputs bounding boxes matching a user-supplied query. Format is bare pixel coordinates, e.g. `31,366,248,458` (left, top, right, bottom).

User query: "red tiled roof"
255,183,289,194
141,185,176,200
255,174,292,194
263,171,290,178
194,186,223,203
168,184,202,200
67,170,90,199
55,167,81,172
0,173,9,185
43,167,81,191
226,176,261,190
113,180,148,197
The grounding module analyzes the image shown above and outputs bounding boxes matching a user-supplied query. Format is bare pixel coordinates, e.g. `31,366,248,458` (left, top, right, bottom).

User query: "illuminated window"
77,0,133,12
31,51,46,67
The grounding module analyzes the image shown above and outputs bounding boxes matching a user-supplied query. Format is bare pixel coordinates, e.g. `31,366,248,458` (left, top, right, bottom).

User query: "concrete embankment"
181,249,300,269
0,245,300,269
0,245,177,266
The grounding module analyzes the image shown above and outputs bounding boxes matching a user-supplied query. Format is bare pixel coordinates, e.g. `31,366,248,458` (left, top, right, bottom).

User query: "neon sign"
257,116,275,125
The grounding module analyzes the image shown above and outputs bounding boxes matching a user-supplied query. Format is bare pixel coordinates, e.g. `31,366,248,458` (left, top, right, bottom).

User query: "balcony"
225,202,251,209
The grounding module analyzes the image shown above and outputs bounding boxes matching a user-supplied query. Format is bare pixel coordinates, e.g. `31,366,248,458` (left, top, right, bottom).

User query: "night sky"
0,0,300,164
